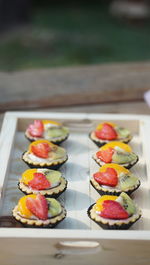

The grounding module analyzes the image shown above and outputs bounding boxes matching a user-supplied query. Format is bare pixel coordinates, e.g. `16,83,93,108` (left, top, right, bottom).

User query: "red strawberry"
100,200,129,220
95,123,117,140
26,194,48,220
28,173,51,190
96,147,114,163
31,143,51,158
93,168,118,187
28,120,44,137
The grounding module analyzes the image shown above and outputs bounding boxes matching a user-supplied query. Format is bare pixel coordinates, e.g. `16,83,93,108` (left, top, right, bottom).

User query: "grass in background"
0,4,150,71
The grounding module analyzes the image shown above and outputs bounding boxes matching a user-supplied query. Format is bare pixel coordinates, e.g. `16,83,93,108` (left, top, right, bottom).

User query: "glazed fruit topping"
100,200,129,220
28,173,51,190
26,194,48,220
95,123,117,140
93,168,118,187
28,120,44,137
96,147,114,163
31,142,51,158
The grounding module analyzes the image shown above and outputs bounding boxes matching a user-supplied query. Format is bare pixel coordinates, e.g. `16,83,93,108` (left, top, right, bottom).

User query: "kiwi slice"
116,127,130,138
116,192,136,216
119,173,138,190
45,170,61,184
51,146,66,160
112,152,137,164
45,127,69,138
47,198,62,217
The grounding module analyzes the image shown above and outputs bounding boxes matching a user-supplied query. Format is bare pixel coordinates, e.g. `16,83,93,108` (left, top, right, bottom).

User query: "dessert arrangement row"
88,122,142,229
12,120,69,228
12,119,142,230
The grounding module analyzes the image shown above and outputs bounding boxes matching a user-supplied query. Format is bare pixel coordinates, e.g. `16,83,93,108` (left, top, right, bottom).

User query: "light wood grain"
0,62,150,111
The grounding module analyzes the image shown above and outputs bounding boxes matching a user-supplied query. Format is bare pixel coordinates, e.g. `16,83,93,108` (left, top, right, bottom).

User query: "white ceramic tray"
0,111,150,265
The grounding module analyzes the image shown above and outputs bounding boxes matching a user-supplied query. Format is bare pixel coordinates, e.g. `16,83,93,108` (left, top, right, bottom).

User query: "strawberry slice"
26,194,48,220
96,147,114,163
31,142,51,158
28,120,44,137
95,123,117,140
100,200,129,219
28,173,51,190
93,168,118,187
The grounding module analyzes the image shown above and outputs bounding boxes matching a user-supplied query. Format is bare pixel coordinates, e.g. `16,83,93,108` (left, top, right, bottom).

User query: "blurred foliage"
0,3,150,71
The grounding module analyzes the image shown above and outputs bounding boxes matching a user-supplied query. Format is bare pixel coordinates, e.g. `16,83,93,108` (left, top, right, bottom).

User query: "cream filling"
90,206,141,225
27,153,67,163
17,209,62,220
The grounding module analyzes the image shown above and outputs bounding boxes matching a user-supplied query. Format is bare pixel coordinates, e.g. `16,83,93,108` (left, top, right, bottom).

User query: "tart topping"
28,120,44,137
26,194,48,220
96,148,114,163
96,142,137,165
95,123,117,140
28,173,51,190
30,141,52,158
93,164,139,190
94,192,136,220
100,200,129,219
21,168,62,189
93,168,118,187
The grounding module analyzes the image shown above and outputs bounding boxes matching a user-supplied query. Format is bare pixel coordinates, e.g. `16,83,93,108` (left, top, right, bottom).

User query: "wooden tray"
0,111,150,265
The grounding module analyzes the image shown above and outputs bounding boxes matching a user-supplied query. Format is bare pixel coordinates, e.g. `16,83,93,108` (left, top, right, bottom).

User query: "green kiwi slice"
112,152,137,164
119,173,139,190
116,192,136,216
45,170,61,184
45,127,69,138
116,127,130,138
47,198,62,217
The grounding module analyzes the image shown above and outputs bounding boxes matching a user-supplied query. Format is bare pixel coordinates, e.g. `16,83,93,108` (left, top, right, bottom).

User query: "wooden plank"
0,62,150,111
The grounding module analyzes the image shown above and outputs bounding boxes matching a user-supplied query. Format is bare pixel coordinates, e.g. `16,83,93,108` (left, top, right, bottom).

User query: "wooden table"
0,61,150,125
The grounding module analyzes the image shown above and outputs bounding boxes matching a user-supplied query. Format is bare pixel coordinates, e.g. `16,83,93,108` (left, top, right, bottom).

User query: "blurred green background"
0,2,150,71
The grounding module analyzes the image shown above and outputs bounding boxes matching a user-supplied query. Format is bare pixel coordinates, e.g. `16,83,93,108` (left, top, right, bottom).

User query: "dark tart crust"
92,154,139,169
22,151,68,170
25,130,69,145
89,131,132,148
12,204,66,228
87,203,141,230
18,177,68,198
90,177,141,196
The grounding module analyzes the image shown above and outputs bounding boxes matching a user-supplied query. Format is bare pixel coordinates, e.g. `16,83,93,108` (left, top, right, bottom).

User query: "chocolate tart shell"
18,177,68,198
90,178,141,196
12,205,66,228
93,154,139,170
87,203,141,230
89,132,132,148
25,130,69,145
22,151,68,170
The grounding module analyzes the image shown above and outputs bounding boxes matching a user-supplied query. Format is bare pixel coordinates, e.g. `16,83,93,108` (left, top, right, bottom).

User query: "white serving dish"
0,111,150,265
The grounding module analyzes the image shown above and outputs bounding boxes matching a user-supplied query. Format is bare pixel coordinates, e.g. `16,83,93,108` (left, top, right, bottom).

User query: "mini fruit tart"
22,140,68,169
93,141,138,169
89,122,132,147
18,168,67,197
87,192,141,229
13,194,66,228
25,119,69,144
90,163,140,196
